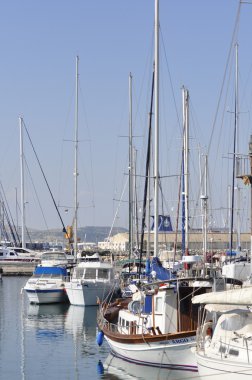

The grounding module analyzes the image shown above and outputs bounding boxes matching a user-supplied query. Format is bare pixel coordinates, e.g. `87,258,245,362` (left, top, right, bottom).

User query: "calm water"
0,277,200,380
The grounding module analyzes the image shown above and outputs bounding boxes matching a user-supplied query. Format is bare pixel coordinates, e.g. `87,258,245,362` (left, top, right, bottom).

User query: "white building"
98,233,129,252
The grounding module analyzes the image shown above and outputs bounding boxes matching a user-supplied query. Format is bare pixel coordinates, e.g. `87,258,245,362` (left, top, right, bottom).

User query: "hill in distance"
28,226,128,244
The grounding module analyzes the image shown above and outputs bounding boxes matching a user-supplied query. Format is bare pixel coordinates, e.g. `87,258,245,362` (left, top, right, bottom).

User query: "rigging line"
14,197,28,244
23,156,49,231
112,90,128,221
108,177,128,240
132,25,154,178
79,85,96,213
192,49,234,226
22,121,69,238
207,1,241,157
174,155,182,259
58,84,75,209
213,50,235,173
160,27,182,134
139,69,154,275
0,182,20,245
1,201,18,246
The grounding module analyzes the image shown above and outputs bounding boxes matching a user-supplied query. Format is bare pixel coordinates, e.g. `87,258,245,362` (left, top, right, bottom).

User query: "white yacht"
65,253,118,306
193,287,252,379
23,251,69,304
0,245,41,262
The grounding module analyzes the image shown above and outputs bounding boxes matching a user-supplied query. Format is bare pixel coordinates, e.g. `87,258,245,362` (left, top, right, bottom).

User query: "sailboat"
65,57,118,306
97,1,219,375
192,287,252,379
221,44,251,284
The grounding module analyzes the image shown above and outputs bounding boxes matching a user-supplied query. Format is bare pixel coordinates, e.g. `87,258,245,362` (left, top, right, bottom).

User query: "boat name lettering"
171,338,189,344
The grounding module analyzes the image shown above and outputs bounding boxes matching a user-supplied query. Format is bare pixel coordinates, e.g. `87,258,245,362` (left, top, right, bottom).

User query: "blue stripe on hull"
111,351,198,372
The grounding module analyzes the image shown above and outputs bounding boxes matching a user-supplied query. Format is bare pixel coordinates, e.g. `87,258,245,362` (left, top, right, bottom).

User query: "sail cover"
151,257,174,281
192,287,252,306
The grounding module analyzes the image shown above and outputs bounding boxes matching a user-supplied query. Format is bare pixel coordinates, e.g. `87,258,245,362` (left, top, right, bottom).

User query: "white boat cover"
204,304,248,313
192,286,252,306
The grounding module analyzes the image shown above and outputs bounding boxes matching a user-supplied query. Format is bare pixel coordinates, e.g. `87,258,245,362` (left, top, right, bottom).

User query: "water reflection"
103,354,200,380
27,303,70,340
65,305,98,339
1,277,111,380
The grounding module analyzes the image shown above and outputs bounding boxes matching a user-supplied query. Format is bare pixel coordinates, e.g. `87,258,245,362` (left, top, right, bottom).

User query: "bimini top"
34,266,67,276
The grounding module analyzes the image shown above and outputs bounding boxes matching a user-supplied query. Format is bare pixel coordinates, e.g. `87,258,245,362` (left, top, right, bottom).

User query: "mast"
249,136,252,276
19,117,25,248
154,0,159,257
139,69,154,276
128,72,133,261
133,147,139,251
182,87,189,255
200,153,208,274
230,44,238,255
74,56,79,257
235,43,241,251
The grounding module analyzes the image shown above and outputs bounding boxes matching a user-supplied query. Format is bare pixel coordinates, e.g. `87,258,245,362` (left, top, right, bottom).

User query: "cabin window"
121,319,125,327
10,252,15,256
155,297,163,313
97,269,109,279
84,268,96,279
229,349,239,356
0,252,3,256
74,268,85,279
126,321,129,329
219,345,226,354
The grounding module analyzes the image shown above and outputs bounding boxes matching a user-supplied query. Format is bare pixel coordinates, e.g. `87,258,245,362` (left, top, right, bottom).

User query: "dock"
0,262,36,276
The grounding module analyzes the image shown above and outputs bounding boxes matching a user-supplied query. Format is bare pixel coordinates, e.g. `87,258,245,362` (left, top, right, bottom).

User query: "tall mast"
230,44,238,255
128,72,133,260
154,0,159,257
235,43,241,251
200,153,208,274
74,55,79,257
19,117,25,248
182,87,189,255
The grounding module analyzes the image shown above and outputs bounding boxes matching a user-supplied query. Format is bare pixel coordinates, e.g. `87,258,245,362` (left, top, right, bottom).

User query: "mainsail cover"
151,257,174,281
192,287,252,306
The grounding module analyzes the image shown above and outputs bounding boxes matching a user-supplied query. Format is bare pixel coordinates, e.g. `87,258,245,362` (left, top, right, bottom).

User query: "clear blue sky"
0,0,251,235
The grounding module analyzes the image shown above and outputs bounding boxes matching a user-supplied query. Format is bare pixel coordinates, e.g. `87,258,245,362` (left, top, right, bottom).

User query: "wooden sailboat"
97,1,216,375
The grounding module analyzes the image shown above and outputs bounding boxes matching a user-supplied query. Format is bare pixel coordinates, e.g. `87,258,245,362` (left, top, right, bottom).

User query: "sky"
0,0,252,237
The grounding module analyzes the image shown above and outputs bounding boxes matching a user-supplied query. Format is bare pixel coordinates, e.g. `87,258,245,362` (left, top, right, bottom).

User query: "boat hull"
24,287,68,304
104,334,197,375
65,281,112,306
196,351,252,379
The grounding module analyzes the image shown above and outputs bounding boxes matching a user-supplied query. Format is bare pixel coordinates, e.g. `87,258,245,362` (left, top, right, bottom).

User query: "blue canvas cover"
151,257,174,281
225,250,237,256
34,266,67,276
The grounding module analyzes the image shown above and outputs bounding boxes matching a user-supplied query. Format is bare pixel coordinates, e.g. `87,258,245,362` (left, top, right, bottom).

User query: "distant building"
98,231,251,253
98,233,129,252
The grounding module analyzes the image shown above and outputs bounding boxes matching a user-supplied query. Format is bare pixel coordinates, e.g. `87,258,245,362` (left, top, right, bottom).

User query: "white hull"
24,288,68,304
105,335,197,375
65,281,112,306
104,353,199,380
196,351,252,379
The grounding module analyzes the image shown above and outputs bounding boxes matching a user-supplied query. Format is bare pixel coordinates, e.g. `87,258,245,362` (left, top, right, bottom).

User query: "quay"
0,262,36,276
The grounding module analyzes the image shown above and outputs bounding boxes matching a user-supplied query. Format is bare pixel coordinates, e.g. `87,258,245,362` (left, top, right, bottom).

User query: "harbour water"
0,277,200,380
